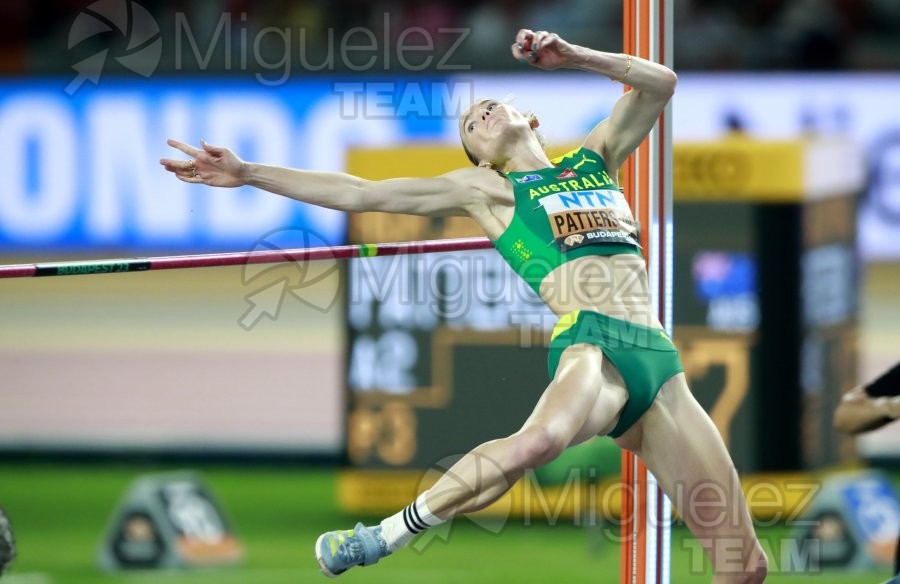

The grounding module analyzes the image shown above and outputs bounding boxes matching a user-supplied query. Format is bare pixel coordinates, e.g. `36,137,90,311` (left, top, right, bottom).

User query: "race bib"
539,189,640,251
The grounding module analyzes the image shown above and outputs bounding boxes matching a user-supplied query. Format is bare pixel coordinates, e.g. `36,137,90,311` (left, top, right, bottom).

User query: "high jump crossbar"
0,237,495,279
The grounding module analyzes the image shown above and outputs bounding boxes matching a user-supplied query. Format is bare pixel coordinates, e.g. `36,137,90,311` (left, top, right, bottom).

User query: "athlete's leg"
315,344,627,577
834,361,900,434
615,374,767,584
833,361,900,577
425,344,628,517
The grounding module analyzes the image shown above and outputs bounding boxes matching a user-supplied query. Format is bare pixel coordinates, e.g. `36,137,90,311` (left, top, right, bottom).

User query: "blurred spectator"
776,0,845,69
0,1,27,73
16,0,900,73
674,0,744,69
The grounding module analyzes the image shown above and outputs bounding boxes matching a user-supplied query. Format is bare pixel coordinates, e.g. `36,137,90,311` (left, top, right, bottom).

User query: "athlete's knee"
730,565,767,584
509,426,568,468
751,563,768,583
747,541,768,583
727,540,767,583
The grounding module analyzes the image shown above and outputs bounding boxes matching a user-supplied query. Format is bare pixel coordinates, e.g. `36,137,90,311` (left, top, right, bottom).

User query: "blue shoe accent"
315,522,387,578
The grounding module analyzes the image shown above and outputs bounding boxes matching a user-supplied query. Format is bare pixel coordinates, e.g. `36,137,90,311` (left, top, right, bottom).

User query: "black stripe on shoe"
410,502,428,529
402,507,421,534
407,503,428,531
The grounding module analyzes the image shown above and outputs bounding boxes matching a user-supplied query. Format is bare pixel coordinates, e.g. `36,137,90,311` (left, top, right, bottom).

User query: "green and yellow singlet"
491,146,643,295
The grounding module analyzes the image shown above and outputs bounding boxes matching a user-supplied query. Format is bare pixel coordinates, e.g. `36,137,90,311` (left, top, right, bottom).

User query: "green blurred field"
0,464,892,584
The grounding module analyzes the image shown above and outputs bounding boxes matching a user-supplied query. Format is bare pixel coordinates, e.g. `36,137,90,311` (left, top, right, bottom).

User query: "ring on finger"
189,159,198,177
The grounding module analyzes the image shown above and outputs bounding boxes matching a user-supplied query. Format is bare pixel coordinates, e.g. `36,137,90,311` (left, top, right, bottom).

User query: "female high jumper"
162,29,768,583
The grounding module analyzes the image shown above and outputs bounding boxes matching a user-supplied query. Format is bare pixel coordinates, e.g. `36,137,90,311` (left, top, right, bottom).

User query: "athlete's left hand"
511,29,578,70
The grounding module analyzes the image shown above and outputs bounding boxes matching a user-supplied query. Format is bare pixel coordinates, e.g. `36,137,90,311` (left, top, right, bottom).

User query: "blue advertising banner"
3,73,900,259
0,77,468,252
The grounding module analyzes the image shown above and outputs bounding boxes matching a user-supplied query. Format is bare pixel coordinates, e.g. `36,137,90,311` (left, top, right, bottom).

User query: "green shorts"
547,310,684,438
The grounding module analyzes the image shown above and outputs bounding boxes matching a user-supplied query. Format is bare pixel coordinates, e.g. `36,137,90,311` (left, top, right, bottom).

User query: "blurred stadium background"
1,0,899,582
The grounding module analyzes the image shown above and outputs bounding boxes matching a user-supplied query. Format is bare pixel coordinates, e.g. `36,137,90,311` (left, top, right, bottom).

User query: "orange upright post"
620,0,673,582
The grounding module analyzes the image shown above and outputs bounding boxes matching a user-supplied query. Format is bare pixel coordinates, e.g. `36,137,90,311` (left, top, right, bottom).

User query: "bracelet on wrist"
613,54,633,83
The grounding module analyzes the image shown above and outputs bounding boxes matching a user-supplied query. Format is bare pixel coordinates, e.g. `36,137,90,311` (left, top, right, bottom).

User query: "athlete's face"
459,99,532,166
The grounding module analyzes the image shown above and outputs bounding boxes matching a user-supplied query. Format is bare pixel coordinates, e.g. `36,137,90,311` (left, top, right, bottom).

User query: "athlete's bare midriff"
467,169,659,328
539,255,660,326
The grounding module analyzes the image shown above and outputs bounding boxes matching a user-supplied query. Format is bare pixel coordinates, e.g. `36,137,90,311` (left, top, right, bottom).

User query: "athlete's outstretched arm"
512,29,676,171
160,139,480,217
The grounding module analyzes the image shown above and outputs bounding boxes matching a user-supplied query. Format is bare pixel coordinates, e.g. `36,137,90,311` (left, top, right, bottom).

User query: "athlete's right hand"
160,139,246,187
511,29,578,70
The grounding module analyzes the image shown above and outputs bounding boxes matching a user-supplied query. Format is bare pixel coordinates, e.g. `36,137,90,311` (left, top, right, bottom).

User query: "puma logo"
572,153,598,170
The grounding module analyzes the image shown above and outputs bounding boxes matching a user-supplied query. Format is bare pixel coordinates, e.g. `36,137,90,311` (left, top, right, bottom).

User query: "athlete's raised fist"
510,29,578,70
